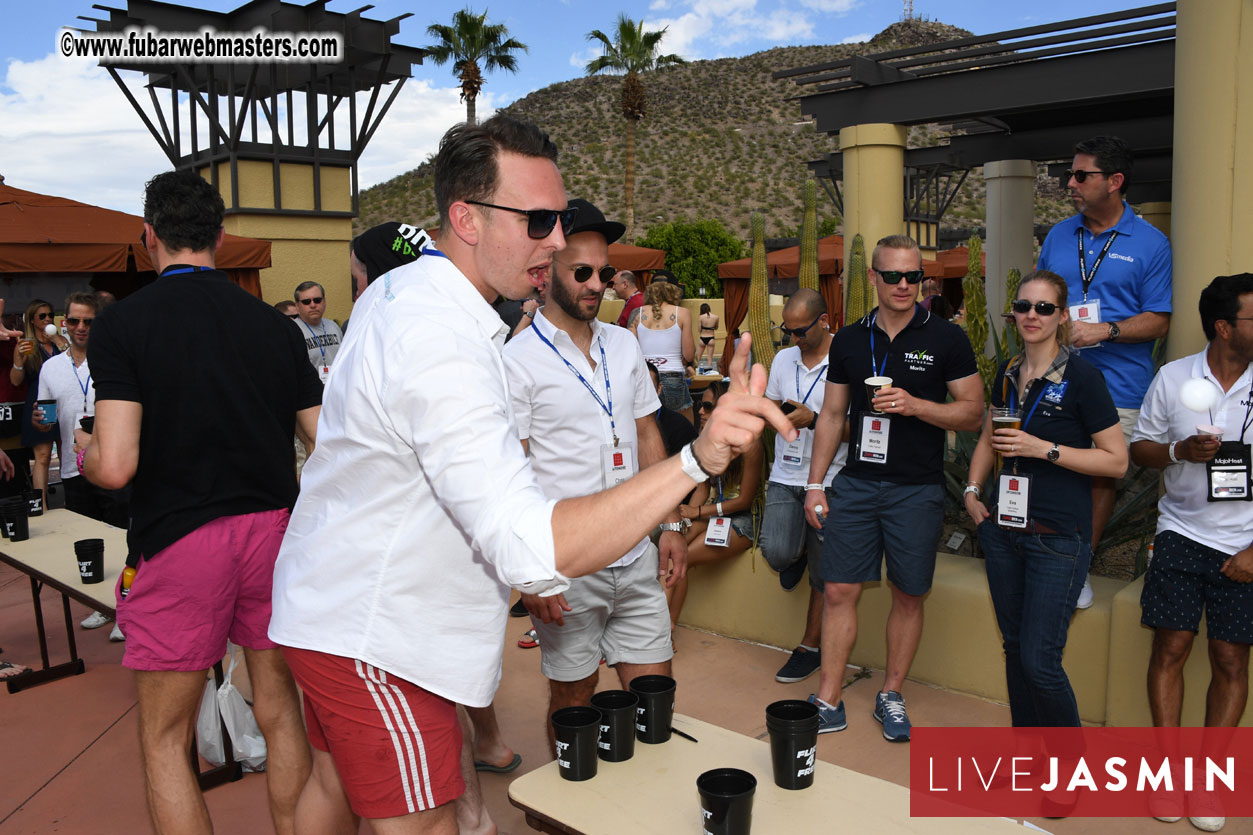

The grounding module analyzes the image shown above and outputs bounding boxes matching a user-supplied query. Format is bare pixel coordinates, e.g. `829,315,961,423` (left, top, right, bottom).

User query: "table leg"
7,582,87,694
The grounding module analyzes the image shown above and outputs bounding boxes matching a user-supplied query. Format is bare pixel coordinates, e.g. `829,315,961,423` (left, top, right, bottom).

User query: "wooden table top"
0,508,127,616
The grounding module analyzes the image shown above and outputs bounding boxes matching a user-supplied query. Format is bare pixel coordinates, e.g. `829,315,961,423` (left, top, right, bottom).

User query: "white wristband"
1168,440,1180,464
679,443,708,483
716,501,724,516
805,483,825,492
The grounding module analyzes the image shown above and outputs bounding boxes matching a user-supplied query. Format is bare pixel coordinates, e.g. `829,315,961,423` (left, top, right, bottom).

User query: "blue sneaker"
775,647,821,683
873,690,911,742
807,693,846,733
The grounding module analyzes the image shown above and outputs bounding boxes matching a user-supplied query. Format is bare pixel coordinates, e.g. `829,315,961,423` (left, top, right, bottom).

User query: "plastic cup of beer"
16,339,33,359
991,407,1021,474
864,376,892,414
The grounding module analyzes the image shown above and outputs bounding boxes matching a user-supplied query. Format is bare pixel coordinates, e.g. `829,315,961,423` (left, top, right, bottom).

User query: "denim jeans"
759,482,833,590
978,521,1091,727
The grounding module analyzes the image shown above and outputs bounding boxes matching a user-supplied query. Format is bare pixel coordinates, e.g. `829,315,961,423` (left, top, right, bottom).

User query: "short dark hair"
294,281,324,300
274,300,297,312
1199,273,1253,341
645,360,660,384
1073,135,1132,194
432,115,559,227
143,170,225,253
784,287,826,319
65,291,99,315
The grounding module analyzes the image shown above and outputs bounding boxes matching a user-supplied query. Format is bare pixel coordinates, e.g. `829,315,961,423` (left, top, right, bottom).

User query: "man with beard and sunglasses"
1038,135,1172,609
802,234,984,741
502,199,685,753
267,116,793,835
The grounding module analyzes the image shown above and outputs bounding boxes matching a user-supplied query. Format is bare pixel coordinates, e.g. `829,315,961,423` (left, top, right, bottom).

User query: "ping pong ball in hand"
44,324,57,337
1180,378,1218,413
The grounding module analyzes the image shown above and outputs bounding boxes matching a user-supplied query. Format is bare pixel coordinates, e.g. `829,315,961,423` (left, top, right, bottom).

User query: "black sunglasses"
299,296,324,306
287,313,299,319
570,265,617,284
1012,299,1060,316
34,312,53,321
466,200,578,240
1065,169,1109,184
780,313,823,338
876,269,925,285
64,317,93,328
698,401,715,412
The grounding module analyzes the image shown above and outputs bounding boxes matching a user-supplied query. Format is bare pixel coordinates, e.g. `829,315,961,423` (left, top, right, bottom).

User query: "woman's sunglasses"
876,269,925,285
570,265,617,284
1011,299,1059,316
698,401,715,412
466,201,578,240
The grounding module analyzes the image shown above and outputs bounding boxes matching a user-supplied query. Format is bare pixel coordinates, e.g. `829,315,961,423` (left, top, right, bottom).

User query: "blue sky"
1,0,1147,215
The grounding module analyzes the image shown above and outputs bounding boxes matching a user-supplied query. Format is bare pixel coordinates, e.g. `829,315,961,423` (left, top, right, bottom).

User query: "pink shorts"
116,508,290,671
282,646,464,819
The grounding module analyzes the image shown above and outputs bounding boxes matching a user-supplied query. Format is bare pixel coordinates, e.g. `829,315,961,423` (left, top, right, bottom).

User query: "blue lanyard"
796,361,827,407
161,265,211,276
1008,380,1048,434
714,477,724,503
868,311,889,378
301,320,328,361
70,356,91,413
421,247,447,259
532,324,619,445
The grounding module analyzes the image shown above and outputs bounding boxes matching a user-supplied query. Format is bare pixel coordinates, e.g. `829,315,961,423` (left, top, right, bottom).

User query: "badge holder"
601,442,636,489
996,472,1032,529
704,514,732,547
319,365,330,384
780,432,809,469
857,412,890,465
1068,300,1102,350
1206,441,1252,502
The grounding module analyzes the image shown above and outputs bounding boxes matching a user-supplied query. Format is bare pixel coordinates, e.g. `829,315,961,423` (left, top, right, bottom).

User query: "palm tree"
585,15,685,241
425,8,527,125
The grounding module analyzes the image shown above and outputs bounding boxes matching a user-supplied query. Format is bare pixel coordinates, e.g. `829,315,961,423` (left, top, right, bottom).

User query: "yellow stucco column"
200,162,355,325
1168,0,1253,360
984,160,1037,333
1133,201,1171,239
839,123,907,271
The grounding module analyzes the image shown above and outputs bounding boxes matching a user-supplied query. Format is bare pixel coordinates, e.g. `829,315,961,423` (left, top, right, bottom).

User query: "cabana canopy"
716,234,846,280
0,183,270,296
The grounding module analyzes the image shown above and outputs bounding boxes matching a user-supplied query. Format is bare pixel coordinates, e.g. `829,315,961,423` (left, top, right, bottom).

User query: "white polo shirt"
764,345,846,487
1132,348,1253,555
37,351,94,480
503,312,660,569
269,253,569,708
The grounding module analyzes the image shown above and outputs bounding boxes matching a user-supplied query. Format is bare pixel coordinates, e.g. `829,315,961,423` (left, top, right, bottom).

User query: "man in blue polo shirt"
802,235,984,740
1039,135,1172,608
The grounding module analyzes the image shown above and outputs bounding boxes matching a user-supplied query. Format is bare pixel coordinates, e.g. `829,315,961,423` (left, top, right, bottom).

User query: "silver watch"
660,522,684,533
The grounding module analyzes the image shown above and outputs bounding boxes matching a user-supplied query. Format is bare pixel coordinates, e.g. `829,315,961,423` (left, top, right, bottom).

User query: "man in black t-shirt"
82,170,321,835
802,235,984,741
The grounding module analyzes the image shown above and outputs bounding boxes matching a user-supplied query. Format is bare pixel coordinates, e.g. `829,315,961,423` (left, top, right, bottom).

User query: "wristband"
805,483,825,492
716,501,724,516
963,484,981,497
12,363,22,370
1168,440,1180,464
680,442,714,481
76,448,87,474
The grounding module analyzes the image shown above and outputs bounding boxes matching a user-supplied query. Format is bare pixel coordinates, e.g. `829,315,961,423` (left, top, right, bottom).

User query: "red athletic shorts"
282,646,464,819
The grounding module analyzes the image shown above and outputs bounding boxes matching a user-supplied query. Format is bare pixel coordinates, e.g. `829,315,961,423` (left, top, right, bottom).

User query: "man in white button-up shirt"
504,199,685,753
268,116,795,834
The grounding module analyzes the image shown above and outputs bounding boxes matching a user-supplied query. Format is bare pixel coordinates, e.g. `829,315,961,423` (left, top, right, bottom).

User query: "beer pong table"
508,714,1025,834
0,508,243,789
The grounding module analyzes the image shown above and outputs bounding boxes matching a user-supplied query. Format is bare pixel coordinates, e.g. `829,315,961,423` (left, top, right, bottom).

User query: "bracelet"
716,501,724,516
963,484,981,497
76,447,87,473
1168,440,1180,464
804,483,825,492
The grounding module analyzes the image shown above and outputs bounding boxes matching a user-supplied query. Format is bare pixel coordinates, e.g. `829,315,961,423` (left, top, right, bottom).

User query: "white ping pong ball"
1179,378,1218,413
44,324,57,337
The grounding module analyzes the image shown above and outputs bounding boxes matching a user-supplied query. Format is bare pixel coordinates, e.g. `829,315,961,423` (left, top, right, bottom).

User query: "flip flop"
517,629,538,649
474,753,522,774
0,660,29,680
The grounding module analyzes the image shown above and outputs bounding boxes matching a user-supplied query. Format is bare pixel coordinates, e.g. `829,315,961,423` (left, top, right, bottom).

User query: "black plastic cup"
25,489,43,517
74,538,105,584
766,700,820,790
0,497,28,542
590,689,638,762
630,674,676,744
551,706,601,782
698,768,756,835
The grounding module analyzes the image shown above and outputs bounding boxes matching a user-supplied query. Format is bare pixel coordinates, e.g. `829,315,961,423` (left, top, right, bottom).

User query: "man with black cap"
349,221,430,302
502,198,687,753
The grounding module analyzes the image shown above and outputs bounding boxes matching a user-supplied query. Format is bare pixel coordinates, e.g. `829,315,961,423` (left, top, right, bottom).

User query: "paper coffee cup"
864,376,892,414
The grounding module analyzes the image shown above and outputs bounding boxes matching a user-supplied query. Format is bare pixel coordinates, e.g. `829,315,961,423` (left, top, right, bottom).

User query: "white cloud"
569,45,601,70
797,0,859,12
840,32,872,43
648,0,822,59
649,0,672,8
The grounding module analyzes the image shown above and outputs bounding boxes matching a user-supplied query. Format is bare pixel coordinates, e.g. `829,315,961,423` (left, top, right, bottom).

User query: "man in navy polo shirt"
803,234,984,740
1039,135,1172,607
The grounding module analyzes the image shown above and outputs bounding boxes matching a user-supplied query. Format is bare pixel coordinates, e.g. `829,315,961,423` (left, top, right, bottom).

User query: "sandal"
0,660,29,680
517,628,539,649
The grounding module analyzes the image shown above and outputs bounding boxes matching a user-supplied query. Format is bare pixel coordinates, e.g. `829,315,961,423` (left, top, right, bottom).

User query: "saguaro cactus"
747,213,777,370
798,180,820,293
1001,266,1022,354
961,235,996,399
844,234,871,324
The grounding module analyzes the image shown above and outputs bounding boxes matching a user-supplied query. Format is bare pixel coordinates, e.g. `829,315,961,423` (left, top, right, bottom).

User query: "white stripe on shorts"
355,660,424,813
376,666,437,810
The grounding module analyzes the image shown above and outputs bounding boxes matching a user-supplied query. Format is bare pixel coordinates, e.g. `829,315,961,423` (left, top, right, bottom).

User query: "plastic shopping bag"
196,674,226,766
217,647,268,772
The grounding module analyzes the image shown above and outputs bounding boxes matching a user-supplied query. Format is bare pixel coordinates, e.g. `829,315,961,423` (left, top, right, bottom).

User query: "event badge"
601,442,637,489
1206,441,1252,502
996,473,1031,529
1068,300,1102,349
780,432,808,469
704,515,732,547
858,413,890,464
318,365,330,384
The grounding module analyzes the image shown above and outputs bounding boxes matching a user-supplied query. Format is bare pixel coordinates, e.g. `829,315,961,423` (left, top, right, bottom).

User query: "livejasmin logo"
910,727,1253,818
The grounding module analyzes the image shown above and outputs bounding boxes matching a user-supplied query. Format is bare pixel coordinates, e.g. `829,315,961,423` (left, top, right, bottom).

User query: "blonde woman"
633,280,695,421
11,299,66,508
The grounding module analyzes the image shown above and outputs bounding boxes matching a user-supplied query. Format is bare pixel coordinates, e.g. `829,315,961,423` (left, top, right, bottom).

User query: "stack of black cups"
74,538,105,583
0,495,30,542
